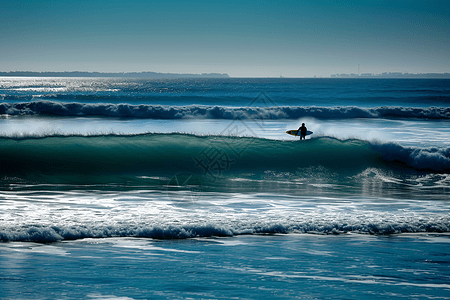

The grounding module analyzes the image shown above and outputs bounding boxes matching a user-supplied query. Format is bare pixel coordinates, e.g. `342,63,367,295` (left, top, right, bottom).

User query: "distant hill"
0,71,230,78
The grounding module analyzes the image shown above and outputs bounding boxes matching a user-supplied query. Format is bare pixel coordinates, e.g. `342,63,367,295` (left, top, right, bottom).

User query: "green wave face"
0,134,391,182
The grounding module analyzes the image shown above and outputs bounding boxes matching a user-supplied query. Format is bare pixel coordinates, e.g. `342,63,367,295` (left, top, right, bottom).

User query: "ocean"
1,77,449,299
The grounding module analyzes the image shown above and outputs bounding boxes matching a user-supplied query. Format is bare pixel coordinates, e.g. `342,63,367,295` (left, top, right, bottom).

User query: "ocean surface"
1,77,449,299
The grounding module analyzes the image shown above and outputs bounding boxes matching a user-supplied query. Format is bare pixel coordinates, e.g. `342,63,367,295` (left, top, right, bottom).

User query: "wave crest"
372,142,450,172
2,216,449,243
1,101,449,120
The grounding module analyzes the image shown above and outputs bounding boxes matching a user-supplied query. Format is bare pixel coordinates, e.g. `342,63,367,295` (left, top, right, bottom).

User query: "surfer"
298,123,307,140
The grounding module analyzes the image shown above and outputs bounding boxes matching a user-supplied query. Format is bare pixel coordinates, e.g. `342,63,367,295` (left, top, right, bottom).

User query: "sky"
1,0,449,77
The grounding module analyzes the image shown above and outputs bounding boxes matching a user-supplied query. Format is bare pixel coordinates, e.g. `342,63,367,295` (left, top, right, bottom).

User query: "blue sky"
1,0,449,77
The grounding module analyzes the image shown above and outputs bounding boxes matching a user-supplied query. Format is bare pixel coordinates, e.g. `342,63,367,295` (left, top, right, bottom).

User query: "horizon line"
1,70,450,79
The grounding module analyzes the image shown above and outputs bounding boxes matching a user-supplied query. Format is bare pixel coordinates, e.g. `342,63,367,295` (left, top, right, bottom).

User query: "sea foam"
1,214,449,243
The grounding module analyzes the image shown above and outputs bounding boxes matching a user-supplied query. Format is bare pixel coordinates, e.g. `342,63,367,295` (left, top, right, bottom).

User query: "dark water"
1,77,449,106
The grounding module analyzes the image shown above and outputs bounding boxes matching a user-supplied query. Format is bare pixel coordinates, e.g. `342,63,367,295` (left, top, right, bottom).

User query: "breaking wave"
0,134,449,182
1,101,450,120
1,215,449,242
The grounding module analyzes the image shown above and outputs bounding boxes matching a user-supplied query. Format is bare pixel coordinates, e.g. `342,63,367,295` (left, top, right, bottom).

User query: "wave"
372,143,450,172
0,134,449,185
1,101,450,120
1,215,449,242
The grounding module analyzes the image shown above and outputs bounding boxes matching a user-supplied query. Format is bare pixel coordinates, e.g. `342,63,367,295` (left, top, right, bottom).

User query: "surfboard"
286,130,313,136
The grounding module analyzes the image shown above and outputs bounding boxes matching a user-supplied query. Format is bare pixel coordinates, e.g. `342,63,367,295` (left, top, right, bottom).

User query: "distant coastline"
330,72,450,79
1,71,449,79
0,71,230,78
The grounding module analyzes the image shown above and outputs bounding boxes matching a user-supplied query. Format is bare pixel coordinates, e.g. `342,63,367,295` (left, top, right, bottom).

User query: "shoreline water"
2,234,450,299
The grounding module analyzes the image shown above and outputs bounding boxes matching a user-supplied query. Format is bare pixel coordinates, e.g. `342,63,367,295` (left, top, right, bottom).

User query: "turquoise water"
2,235,450,299
1,78,449,299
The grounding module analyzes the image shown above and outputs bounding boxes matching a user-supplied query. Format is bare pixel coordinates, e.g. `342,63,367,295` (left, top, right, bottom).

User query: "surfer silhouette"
298,123,307,140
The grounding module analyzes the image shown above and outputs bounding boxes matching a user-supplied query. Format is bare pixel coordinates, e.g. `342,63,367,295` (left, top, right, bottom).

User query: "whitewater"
1,77,450,299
